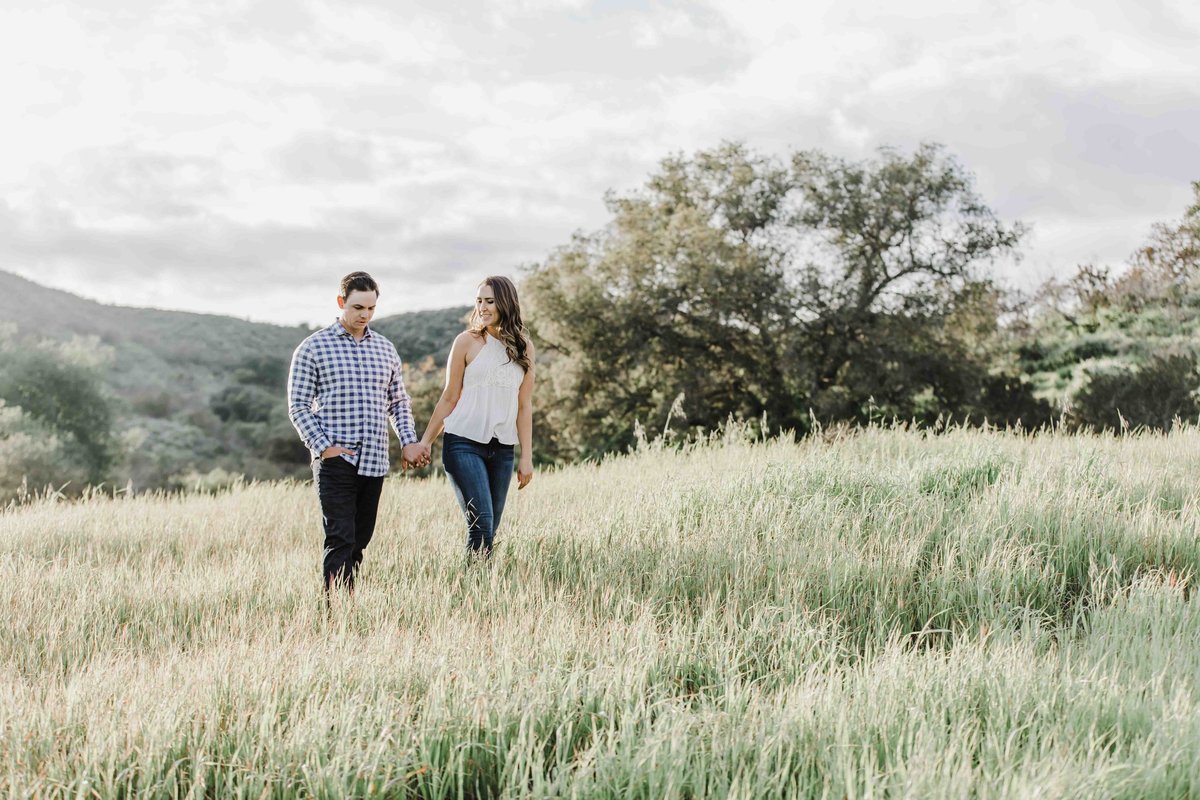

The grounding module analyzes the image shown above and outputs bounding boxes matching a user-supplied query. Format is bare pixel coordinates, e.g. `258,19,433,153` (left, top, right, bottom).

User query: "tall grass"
3,425,1200,798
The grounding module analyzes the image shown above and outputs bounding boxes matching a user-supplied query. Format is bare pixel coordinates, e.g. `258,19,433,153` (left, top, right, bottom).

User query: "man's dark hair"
340,271,380,299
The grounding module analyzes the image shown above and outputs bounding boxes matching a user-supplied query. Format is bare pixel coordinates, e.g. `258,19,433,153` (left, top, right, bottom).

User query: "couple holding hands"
287,271,535,593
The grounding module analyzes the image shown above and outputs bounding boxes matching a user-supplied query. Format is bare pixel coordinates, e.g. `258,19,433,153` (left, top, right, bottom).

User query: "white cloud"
1,0,1197,324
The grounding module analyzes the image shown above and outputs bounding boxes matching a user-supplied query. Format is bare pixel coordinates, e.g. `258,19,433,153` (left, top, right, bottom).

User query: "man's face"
338,290,378,332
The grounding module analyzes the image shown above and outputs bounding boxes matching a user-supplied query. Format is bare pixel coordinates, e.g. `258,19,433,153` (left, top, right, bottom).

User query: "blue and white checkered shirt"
287,319,418,477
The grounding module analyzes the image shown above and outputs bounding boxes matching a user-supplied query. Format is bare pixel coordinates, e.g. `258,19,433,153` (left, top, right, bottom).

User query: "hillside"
0,270,468,368
0,270,468,491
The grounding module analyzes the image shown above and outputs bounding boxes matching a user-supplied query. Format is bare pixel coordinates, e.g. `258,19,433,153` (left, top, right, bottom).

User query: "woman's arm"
516,339,536,489
419,333,470,448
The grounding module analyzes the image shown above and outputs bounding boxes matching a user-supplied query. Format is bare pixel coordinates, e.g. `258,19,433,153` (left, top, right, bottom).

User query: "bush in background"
0,402,91,505
1067,353,1200,432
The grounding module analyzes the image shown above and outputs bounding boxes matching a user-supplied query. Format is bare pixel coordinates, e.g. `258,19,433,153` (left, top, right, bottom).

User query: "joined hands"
401,442,432,470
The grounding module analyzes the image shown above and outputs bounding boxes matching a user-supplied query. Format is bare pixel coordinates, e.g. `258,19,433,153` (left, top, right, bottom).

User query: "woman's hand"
517,458,534,489
401,442,431,469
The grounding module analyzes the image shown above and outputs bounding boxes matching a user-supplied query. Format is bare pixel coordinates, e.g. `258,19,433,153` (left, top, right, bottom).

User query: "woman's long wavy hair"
469,275,531,372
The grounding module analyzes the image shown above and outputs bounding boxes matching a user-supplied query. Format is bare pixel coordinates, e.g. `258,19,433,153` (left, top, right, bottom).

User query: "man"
287,271,430,594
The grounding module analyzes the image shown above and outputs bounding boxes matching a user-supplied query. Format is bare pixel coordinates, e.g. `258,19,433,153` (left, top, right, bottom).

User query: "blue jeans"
442,432,515,555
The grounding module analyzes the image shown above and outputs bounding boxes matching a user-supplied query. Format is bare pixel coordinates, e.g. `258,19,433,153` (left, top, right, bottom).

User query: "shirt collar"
330,319,373,340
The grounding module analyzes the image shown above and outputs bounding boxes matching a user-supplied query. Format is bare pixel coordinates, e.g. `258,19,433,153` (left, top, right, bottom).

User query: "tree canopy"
0,331,116,492
525,142,1042,460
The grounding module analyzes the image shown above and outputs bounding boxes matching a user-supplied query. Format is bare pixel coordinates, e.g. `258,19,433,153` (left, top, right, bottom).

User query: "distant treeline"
1,141,1197,502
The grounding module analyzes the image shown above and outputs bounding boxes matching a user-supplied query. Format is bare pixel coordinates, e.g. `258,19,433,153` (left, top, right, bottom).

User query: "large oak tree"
525,142,1040,460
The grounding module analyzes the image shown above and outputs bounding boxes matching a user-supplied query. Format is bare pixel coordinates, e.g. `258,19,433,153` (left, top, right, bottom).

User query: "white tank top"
443,333,525,445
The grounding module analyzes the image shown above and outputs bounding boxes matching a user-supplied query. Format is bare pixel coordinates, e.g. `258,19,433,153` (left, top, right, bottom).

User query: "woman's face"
476,284,498,327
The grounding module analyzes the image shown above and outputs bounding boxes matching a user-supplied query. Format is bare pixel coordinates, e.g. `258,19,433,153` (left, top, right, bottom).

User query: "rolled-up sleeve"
287,342,333,455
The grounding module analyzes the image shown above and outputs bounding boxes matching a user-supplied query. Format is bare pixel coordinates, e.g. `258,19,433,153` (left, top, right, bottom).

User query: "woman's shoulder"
453,330,486,347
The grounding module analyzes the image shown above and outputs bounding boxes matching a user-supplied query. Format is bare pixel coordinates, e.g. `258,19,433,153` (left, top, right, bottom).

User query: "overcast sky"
3,0,1198,326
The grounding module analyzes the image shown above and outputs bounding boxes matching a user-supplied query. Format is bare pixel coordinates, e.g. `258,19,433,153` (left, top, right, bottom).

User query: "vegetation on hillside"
1015,183,1200,429
0,271,468,502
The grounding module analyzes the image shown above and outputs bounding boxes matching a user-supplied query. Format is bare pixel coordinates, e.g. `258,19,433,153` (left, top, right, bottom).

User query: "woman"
419,276,535,557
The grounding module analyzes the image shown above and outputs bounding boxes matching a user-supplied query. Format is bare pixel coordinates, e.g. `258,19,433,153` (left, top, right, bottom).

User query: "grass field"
3,426,1200,798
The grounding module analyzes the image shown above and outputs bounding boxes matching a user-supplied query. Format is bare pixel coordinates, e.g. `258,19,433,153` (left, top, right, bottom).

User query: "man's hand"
402,442,431,469
517,457,533,490
321,446,356,460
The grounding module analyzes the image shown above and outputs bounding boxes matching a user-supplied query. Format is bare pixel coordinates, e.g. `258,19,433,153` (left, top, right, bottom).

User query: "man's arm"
387,348,428,467
385,347,419,447
287,342,333,455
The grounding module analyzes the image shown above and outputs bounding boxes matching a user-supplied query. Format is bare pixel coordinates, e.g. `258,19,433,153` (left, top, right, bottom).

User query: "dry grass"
3,425,1200,798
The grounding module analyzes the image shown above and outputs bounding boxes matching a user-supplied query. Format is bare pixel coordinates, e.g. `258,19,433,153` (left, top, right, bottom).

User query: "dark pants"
442,432,515,556
312,456,384,591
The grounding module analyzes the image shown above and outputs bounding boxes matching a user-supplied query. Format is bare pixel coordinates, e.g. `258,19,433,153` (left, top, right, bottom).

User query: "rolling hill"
0,270,468,491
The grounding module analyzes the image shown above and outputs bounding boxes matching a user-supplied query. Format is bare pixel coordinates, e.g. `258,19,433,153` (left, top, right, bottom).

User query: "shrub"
0,402,91,504
1068,354,1200,431
210,385,275,423
0,349,115,481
